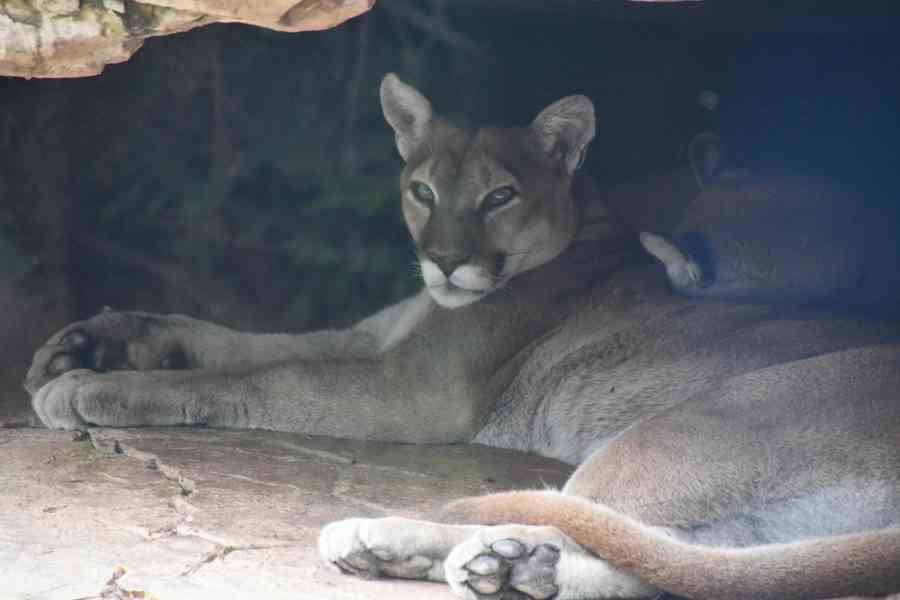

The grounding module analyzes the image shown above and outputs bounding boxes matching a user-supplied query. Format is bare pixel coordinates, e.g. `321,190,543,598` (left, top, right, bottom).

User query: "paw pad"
319,519,437,582
468,573,503,595
48,354,78,376
491,539,525,559
370,547,396,561
62,330,91,350
452,536,560,600
466,554,502,575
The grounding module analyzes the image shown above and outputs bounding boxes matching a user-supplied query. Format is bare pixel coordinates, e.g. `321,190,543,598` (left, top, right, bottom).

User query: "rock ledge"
1,427,571,599
0,0,373,78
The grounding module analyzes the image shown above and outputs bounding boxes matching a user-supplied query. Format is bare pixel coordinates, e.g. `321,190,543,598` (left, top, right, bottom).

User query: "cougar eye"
482,186,517,212
410,181,436,208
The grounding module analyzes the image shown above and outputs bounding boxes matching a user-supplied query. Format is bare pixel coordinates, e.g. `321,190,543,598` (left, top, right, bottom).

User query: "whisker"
492,280,515,299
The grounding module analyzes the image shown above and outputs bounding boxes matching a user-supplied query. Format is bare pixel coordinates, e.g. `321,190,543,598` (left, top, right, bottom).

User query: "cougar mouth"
420,256,506,308
429,283,488,308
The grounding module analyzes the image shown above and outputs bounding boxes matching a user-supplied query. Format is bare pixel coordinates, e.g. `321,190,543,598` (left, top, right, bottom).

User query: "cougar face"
401,126,580,308
381,74,595,308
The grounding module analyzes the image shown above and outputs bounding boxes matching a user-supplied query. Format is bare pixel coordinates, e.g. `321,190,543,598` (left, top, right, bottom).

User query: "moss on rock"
2,0,42,27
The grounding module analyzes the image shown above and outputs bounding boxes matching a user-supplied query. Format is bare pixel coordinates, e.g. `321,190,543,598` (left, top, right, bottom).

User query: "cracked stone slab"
0,427,571,600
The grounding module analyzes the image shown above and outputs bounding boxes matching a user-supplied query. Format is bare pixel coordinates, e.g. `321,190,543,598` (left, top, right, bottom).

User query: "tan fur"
442,491,900,600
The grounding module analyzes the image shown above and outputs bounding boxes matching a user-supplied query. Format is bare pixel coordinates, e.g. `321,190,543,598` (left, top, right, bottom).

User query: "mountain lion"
25,74,900,599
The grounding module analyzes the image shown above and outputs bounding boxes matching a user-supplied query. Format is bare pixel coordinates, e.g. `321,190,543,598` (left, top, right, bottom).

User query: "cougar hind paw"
446,524,659,600
446,527,565,600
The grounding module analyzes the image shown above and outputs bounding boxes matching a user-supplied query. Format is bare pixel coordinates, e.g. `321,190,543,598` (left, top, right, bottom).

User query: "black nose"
425,251,470,276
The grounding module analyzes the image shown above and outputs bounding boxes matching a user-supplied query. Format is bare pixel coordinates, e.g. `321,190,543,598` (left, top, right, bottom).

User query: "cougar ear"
532,95,595,174
380,73,433,161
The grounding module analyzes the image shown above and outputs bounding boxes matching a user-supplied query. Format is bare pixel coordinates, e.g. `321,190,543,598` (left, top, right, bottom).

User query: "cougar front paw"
30,367,196,430
640,231,705,290
319,518,441,581
445,526,571,600
25,310,193,396
31,369,114,430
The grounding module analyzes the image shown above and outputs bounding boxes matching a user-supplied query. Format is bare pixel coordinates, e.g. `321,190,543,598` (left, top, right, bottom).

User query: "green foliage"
55,5,487,331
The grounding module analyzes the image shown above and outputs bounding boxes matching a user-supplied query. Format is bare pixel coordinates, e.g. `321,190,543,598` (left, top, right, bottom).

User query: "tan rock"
1,427,571,599
0,0,374,78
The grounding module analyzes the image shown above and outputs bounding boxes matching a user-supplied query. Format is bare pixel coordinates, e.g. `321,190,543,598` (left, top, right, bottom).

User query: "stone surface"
0,427,571,599
0,0,374,78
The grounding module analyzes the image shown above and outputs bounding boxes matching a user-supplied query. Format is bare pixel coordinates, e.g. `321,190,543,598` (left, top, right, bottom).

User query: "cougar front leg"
25,308,383,409
445,525,658,600
30,331,479,442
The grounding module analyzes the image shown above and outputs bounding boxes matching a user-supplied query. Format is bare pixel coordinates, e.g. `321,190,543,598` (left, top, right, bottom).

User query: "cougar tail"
441,490,900,600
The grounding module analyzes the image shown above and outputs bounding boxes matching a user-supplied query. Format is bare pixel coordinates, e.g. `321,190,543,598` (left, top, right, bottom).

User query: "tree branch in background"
73,233,233,317
341,14,374,172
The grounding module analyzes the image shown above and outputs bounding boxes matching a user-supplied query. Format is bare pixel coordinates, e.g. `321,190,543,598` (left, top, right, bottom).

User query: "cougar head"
380,73,595,309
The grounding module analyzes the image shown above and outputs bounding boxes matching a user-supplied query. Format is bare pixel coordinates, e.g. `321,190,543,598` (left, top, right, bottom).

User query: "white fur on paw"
639,231,703,288
319,519,368,574
445,526,575,600
318,518,436,580
445,525,657,600
684,259,703,284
